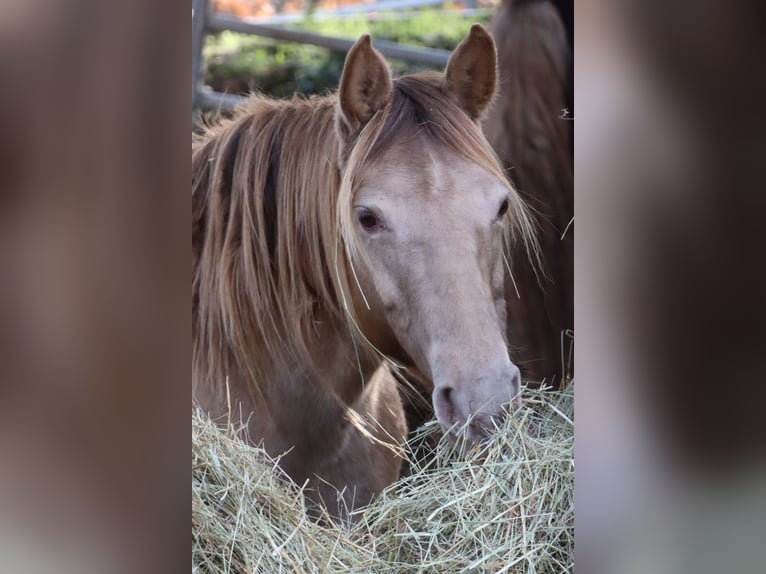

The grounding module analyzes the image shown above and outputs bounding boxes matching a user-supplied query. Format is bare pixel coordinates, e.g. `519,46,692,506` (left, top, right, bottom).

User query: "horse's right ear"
442,24,497,121
337,35,392,136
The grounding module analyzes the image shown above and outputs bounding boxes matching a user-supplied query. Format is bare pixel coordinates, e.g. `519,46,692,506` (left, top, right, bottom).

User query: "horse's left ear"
442,24,497,121
337,35,393,136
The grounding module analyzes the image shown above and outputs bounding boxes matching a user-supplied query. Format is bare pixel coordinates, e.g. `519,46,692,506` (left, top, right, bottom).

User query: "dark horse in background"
485,0,573,387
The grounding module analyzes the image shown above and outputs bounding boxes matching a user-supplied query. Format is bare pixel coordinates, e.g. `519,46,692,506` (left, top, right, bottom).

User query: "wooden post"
192,0,208,115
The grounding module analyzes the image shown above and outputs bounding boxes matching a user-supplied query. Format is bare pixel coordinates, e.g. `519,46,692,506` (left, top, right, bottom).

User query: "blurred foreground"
575,0,766,572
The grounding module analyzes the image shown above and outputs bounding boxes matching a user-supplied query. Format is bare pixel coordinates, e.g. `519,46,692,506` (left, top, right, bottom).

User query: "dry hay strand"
192,383,573,573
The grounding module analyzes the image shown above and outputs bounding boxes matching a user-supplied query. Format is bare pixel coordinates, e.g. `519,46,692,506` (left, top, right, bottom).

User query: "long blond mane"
192,73,539,406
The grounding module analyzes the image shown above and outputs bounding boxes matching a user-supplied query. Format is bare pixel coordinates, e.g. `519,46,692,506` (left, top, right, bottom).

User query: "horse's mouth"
440,412,500,447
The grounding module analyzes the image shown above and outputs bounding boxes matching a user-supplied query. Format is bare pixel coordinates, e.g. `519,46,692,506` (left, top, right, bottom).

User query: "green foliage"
203,9,493,99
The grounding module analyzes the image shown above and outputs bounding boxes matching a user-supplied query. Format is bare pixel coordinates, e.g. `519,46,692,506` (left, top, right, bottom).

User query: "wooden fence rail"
192,0,455,114
207,13,451,67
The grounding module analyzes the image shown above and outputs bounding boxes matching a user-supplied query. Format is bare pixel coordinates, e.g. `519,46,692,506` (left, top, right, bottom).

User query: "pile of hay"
192,384,573,573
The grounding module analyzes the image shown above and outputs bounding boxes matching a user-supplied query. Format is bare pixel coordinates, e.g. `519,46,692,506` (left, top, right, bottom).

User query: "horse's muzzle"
433,363,522,446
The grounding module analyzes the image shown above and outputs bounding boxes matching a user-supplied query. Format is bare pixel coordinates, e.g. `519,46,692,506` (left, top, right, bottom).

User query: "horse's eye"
497,198,510,219
357,209,382,232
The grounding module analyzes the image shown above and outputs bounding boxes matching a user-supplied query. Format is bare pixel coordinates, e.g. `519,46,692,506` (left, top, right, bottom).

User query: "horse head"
335,26,532,444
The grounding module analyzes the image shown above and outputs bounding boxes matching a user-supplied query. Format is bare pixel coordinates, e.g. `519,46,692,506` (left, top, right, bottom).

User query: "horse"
192,25,538,521
483,0,574,386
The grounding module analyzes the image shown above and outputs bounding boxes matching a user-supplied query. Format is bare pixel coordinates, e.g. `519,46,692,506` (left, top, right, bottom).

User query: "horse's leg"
311,364,406,523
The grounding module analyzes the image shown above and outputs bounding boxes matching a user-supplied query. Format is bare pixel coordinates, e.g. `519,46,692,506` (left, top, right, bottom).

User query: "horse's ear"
442,24,497,121
337,35,392,135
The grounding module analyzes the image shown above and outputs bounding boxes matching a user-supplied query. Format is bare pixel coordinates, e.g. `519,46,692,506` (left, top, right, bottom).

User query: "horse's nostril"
435,387,456,424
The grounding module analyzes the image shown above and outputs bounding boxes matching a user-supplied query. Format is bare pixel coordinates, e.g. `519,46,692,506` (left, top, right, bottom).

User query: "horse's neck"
243,315,379,462
292,314,376,407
